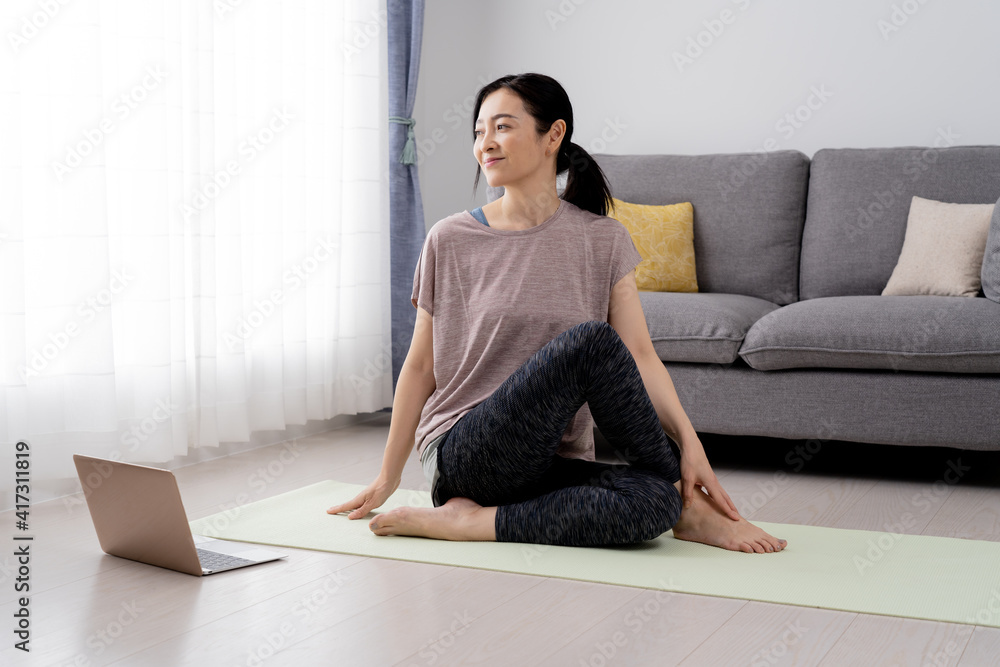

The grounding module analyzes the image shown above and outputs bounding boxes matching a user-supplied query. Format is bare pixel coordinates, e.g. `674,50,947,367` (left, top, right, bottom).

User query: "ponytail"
558,141,612,217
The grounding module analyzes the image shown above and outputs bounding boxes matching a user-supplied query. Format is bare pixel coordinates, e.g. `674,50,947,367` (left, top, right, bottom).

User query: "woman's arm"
380,305,437,479
607,270,740,520
327,305,436,518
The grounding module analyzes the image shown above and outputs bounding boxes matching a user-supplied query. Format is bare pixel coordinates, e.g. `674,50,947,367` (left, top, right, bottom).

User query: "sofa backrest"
800,146,1000,300
490,151,810,306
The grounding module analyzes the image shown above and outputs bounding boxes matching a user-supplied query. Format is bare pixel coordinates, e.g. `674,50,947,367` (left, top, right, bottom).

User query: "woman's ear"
547,119,567,156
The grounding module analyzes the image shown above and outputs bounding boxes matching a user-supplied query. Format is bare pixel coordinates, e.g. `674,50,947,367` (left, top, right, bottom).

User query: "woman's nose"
480,129,497,150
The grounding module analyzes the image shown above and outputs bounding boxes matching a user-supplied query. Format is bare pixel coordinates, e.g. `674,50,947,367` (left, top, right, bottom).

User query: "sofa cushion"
882,196,994,297
983,195,1000,303
739,295,1000,373
492,151,810,305
800,146,1000,300
608,198,698,292
639,292,780,364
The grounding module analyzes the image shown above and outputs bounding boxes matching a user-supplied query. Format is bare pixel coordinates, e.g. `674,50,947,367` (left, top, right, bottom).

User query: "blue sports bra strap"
470,207,489,226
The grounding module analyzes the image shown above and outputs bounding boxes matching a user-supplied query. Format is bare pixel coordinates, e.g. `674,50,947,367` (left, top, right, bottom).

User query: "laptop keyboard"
197,548,256,571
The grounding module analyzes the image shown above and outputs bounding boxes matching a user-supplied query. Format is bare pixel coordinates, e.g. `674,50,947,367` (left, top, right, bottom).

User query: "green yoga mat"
189,481,1000,628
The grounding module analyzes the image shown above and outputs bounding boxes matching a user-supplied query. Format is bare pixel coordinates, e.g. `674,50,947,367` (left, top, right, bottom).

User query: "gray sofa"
490,146,1000,451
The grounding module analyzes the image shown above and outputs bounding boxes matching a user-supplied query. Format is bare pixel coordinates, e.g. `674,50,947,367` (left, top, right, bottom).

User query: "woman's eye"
473,125,507,137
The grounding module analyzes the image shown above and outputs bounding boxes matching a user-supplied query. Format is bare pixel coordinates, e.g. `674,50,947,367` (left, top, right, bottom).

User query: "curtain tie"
389,116,417,165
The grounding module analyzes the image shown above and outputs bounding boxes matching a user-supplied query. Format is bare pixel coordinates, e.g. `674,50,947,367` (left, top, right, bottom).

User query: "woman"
329,73,786,553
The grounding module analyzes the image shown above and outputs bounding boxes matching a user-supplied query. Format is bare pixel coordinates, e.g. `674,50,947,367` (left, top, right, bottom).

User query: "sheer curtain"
0,0,392,504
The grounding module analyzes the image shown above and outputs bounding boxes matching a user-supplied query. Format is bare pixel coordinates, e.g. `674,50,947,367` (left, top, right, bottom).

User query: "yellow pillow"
608,198,698,292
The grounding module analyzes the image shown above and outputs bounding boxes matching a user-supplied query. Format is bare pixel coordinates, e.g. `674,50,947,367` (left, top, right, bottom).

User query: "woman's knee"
535,321,610,369
569,319,615,340
562,320,624,357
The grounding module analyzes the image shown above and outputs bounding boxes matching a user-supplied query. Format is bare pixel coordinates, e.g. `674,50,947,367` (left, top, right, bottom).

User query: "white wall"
413,0,1000,232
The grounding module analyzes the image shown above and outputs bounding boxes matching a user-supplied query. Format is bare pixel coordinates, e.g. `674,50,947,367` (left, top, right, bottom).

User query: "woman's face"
474,88,560,189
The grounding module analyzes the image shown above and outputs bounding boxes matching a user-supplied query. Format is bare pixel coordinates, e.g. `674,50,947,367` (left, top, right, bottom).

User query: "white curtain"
0,0,393,503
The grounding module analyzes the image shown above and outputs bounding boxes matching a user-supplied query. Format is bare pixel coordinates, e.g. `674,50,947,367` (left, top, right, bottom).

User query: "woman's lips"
484,158,504,168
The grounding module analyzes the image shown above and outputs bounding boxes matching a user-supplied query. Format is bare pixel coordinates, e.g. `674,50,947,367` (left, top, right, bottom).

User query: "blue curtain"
388,0,426,390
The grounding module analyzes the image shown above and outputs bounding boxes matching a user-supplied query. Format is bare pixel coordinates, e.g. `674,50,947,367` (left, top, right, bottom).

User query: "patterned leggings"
434,320,684,547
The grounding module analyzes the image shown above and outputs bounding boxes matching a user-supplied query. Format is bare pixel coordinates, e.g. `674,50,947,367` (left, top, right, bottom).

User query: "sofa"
490,145,1000,451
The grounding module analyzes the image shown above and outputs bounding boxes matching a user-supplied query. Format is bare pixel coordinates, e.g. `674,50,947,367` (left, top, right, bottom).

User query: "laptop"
73,454,287,576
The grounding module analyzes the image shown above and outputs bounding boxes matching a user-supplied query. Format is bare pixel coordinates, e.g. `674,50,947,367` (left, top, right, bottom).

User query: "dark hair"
471,73,613,217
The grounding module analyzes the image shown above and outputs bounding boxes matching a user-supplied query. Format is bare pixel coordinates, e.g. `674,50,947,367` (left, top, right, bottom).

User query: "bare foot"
671,486,787,553
368,497,497,541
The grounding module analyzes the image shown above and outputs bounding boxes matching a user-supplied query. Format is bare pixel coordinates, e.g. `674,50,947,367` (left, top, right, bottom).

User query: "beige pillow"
882,196,995,297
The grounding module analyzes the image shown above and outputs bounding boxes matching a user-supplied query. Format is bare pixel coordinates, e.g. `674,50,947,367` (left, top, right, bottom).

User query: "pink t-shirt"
410,199,643,460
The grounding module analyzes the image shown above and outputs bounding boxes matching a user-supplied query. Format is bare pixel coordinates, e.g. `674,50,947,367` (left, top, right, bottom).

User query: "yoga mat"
189,481,1000,628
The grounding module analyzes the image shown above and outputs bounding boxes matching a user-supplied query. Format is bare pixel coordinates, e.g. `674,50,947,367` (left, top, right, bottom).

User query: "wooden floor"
4,413,1000,666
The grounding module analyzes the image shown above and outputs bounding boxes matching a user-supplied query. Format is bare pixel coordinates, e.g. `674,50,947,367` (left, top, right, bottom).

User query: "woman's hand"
678,436,740,521
327,474,400,520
